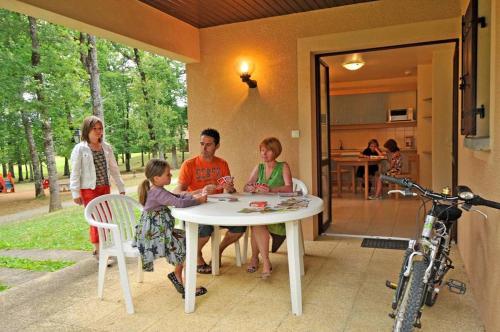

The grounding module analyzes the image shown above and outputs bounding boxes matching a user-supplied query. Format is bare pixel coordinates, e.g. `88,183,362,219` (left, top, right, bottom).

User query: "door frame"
313,38,459,237
314,58,332,233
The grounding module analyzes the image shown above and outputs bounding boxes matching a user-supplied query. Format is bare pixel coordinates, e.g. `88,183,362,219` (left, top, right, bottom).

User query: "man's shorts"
199,225,247,238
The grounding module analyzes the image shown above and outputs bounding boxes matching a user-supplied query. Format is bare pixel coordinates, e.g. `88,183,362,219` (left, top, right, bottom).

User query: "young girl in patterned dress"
136,159,208,298
369,139,402,199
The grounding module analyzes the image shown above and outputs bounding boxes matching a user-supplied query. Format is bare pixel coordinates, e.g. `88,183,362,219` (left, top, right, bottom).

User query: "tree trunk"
133,48,158,157
21,111,45,197
17,161,23,182
1,164,6,177
8,163,15,177
79,33,104,121
29,16,61,210
171,145,178,169
141,149,144,167
40,162,44,179
124,92,131,172
64,157,70,176
125,153,131,172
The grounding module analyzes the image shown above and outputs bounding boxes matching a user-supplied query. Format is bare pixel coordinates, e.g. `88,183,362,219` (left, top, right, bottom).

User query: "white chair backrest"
84,194,142,248
292,178,308,195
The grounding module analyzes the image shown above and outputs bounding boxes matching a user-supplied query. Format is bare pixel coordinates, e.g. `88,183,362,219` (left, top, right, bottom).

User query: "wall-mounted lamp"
342,53,365,71
237,60,257,88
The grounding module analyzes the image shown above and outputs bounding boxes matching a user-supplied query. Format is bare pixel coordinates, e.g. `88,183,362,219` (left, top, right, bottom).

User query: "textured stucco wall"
187,0,460,193
457,1,500,331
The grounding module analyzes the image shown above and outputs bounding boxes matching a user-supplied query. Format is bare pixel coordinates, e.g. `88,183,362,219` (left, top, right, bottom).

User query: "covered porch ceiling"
139,0,375,28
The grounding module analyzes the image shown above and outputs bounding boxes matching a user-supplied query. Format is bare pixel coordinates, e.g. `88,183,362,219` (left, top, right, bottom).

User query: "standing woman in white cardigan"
70,115,125,259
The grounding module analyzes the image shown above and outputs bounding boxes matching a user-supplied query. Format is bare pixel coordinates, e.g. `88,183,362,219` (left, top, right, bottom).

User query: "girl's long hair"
138,159,170,206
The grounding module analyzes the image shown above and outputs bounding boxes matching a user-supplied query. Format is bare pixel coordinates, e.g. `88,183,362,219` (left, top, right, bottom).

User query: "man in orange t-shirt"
175,128,246,274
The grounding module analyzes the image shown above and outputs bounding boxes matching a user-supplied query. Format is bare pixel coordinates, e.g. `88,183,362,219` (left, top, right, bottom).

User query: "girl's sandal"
167,272,185,294
182,286,208,299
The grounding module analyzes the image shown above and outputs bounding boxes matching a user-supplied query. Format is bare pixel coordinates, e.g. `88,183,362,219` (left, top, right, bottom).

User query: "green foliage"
0,8,188,180
0,256,75,272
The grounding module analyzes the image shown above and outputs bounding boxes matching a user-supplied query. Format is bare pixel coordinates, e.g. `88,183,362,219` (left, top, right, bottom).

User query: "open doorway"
315,40,459,239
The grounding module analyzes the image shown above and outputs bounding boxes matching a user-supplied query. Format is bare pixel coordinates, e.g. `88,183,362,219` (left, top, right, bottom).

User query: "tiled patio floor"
1,237,484,331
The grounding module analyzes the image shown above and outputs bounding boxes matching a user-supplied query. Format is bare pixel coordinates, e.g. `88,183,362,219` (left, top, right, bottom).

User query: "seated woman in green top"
243,137,292,278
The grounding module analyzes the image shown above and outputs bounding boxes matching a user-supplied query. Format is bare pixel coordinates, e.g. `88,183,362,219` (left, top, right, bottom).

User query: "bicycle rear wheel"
393,260,427,332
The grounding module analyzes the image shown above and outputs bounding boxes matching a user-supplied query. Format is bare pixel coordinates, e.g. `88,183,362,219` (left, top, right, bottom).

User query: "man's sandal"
196,263,212,274
182,287,208,299
167,272,185,294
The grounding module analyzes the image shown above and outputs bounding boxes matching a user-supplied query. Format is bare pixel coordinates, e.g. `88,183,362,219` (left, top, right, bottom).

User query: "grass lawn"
0,283,8,292
12,152,190,182
0,205,92,251
0,170,180,217
0,256,74,272
0,181,177,251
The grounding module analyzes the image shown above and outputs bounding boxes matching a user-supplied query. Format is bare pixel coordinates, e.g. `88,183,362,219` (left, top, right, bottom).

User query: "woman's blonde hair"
138,159,170,205
81,115,103,143
259,137,282,159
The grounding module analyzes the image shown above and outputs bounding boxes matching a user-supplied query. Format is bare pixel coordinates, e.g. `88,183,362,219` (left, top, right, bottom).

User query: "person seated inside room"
356,139,383,192
369,139,402,200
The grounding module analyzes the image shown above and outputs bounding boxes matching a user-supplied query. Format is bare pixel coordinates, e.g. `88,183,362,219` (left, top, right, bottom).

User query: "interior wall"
431,49,455,191
417,64,433,188
187,0,461,240
330,91,416,125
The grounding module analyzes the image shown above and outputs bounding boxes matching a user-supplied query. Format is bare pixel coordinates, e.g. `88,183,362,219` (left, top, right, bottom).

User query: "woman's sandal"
167,272,185,294
246,258,259,273
261,265,273,279
182,286,208,299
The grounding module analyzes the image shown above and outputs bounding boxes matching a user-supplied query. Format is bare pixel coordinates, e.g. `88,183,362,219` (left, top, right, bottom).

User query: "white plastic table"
171,192,323,316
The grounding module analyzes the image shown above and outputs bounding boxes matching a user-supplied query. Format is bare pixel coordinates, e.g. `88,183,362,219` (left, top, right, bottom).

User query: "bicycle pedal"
388,312,395,319
446,279,466,294
413,321,422,329
385,280,397,290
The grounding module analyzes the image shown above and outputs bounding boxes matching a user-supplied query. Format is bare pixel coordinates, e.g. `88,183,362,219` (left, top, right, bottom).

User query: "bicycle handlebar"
380,175,500,210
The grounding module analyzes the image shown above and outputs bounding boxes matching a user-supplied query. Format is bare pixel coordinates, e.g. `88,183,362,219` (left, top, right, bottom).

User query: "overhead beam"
0,0,200,63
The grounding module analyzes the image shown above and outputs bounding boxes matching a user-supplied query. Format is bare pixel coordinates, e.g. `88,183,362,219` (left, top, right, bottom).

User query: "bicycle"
381,175,500,332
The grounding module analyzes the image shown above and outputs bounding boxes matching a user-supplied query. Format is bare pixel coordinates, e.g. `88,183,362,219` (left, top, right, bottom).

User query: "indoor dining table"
332,156,386,199
171,192,323,316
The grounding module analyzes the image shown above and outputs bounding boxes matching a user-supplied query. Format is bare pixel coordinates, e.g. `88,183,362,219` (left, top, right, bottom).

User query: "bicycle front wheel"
393,260,427,332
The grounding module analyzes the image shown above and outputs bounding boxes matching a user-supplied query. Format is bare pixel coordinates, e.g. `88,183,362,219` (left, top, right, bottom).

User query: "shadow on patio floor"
0,237,484,331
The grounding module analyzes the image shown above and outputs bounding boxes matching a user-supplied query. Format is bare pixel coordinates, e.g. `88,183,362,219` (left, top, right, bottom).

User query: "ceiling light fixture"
342,53,365,71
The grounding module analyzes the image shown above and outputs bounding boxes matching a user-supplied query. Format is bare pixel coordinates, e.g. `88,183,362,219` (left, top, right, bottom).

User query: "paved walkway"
0,249,91,288
0,186,141,292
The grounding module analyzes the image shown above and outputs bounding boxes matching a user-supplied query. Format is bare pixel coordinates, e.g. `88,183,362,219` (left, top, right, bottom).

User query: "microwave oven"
388,108,413,122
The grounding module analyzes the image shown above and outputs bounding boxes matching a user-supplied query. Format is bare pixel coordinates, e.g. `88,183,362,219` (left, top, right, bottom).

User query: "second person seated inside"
369,138,402,200
356,139,384,192
243,137,293,279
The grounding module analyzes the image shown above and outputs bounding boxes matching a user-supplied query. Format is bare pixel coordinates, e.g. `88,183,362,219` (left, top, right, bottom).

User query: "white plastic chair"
84,194,143,314
238,178,308,273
